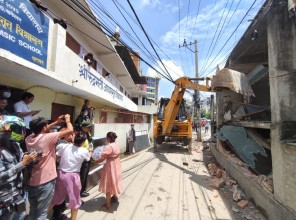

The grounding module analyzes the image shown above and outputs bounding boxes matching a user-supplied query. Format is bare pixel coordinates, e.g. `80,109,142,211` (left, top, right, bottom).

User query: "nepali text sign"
0,0,49,68
79,64,124,102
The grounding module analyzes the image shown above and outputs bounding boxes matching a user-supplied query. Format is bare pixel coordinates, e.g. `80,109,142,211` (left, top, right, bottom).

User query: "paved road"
62,130,238,220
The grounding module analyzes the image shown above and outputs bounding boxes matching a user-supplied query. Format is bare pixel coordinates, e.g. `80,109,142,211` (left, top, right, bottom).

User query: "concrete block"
216,169,223,178
225,178,237,187
208,163,218,176
237,200,249,209
210,178,225,190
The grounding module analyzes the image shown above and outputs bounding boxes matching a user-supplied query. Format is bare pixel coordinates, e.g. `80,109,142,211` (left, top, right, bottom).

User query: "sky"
88,0,265,101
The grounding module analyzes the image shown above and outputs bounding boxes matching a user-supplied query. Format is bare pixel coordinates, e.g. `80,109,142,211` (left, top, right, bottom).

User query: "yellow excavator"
153,77,212,153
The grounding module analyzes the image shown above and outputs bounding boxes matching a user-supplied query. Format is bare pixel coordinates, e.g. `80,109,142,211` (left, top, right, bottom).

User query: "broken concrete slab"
214,125,272,175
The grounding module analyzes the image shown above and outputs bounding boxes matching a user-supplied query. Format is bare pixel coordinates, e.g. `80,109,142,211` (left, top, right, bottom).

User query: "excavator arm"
162,77,211,135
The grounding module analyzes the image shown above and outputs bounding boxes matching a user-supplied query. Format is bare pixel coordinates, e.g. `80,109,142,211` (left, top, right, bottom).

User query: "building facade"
0,0,152,151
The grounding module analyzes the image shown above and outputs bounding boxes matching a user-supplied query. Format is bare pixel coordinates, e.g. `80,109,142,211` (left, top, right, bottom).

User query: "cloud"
138,0,160,8
158,0,263,79
138,0,178,12
146,59,184,80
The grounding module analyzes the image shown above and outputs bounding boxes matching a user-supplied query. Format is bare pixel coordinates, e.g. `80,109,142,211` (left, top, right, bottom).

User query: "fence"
98,106,150,124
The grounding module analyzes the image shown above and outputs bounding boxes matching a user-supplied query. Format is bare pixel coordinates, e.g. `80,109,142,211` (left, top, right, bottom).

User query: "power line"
199,0,218,60
126,0,174,82
90,1,159,67
108,0,185,79
89,0,186,81
67,0,175,82
204,0,235,72
189,0,202,43
59,0,174,82
200,0,230,74
201,1,282,77
183,0,191,40
201,0,258,74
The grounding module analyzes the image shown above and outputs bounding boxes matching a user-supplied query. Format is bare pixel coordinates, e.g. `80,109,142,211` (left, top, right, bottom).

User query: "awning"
115,46,147,84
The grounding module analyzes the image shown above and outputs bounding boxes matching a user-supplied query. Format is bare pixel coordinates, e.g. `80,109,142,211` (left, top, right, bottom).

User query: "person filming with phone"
14,92,41,152
0,115,37,220
25,114,73,220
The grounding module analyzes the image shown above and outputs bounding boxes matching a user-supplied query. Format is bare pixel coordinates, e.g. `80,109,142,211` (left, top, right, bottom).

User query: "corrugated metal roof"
214,125,272,175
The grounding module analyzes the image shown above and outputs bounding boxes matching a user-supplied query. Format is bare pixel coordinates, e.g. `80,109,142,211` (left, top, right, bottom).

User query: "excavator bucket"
211,68,255,97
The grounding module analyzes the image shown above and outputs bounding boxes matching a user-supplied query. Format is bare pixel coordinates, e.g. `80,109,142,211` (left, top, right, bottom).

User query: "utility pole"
179,39,201,141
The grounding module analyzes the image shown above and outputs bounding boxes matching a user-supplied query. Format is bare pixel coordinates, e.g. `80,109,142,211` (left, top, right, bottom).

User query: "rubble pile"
207,161,266,219
257,175,273,193
220,144,274,194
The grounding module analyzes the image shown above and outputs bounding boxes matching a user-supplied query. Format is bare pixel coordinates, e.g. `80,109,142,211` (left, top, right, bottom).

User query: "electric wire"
109,0,184,79
183,0,191,40
189,0,202,43
200,0,258,75
199,0,218,62
200,0,281,77
60,0,174,82
178,0,186,76
126,0,174,82
93,0,182,81
199,0,230,75
78,0,185,81
62,0,168,81
90,0,159,68
204,0,235,72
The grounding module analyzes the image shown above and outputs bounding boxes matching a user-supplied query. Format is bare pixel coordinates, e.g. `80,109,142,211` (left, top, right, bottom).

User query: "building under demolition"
211,0,296,219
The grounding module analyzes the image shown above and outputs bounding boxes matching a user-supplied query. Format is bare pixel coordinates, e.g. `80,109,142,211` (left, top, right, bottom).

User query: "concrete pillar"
268,0,296,212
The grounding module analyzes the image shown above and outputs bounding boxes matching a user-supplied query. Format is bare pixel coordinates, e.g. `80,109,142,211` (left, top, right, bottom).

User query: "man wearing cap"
79,120,93,197
0,115,37,220
127,124,136,155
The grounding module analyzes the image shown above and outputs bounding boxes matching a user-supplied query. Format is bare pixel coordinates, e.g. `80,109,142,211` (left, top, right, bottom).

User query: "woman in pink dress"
95,131,122,210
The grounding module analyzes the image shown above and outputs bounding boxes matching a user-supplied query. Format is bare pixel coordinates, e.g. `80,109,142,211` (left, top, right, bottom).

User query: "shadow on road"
80,196,119,213
152,145,213,191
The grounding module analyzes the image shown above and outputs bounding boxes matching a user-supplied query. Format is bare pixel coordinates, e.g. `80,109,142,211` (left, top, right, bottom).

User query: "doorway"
51,103,75,123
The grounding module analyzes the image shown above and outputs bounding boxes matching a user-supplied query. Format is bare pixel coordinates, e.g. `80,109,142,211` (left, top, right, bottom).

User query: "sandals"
101,204,110,210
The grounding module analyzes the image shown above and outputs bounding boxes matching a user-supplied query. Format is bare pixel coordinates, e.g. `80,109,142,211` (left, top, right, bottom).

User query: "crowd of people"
192,118,210,133
0,90,123,220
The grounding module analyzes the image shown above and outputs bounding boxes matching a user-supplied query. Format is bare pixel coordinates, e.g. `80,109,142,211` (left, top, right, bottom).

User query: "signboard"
78,63,124,102
0,0,49,68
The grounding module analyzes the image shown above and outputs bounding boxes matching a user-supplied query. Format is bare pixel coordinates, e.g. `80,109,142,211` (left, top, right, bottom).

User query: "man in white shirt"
14,92,40,151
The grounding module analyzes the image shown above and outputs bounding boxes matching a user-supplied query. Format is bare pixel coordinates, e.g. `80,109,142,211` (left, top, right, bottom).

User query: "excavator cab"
157,98,187,121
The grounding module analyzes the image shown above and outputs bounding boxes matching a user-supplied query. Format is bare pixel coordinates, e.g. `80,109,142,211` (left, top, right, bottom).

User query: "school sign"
0,0,49,68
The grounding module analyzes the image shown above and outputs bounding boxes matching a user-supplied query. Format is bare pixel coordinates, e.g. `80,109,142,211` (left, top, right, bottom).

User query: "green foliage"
200,109,211,119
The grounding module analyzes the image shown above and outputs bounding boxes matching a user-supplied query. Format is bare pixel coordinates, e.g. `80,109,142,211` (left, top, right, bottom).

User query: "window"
66,32,80,55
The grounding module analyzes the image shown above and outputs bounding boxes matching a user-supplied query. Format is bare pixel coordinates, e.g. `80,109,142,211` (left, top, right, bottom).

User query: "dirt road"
66,131,235,220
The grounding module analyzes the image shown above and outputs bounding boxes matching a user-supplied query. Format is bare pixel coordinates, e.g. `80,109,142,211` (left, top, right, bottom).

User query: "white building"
0,0,155,150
